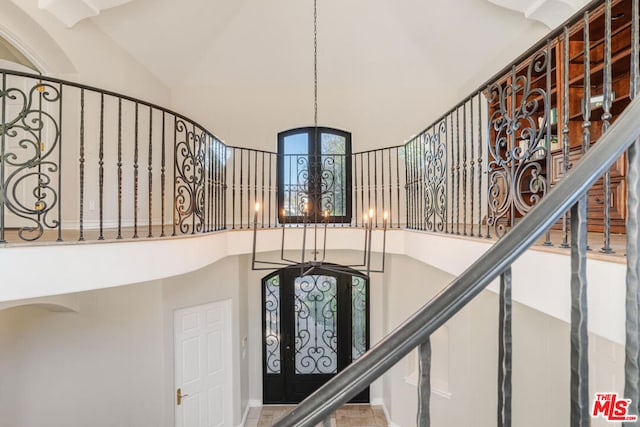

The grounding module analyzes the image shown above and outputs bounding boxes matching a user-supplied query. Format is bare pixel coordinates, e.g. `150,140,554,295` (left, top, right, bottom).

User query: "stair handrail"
273,95,640,426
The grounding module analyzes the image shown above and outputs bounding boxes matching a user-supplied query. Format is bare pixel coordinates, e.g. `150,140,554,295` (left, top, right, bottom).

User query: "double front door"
262,265,369,403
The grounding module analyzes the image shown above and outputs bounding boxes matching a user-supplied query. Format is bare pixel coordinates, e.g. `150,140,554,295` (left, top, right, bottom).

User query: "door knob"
177,388,189,406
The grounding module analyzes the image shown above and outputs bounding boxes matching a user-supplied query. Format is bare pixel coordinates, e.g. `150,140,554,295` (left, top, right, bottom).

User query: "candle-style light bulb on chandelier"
250,0,387,278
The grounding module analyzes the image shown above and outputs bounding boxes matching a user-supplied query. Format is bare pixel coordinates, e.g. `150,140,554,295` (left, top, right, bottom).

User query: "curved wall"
0,256,250,427
1,0,169,104
0,228,626,345
0,0,74,74
0,233,626,427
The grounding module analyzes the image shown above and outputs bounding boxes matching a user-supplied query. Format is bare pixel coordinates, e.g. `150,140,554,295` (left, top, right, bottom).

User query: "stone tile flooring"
244,404,388,427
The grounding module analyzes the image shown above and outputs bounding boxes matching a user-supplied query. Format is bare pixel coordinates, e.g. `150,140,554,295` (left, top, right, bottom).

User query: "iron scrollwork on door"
423,121,447,232
265,275,281,374
294,275,338,375
486,49,549,237
0,79,61,241
175,119,206,234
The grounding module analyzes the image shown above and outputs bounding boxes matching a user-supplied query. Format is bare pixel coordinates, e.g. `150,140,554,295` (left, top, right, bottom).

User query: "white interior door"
175,300,232,427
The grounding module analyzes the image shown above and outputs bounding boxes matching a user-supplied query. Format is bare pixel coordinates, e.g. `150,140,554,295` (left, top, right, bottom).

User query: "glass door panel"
264,275,281,374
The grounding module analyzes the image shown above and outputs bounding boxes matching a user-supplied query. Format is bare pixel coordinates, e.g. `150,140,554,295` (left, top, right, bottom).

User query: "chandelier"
250,0,387,278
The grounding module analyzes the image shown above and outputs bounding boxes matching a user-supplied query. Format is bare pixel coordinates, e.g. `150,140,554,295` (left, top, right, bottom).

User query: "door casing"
174,299,233,427
262,264,369,404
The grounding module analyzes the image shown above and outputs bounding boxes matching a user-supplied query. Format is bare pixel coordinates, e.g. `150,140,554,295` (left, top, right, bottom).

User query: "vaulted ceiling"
88,0,555,91
28,0,587,148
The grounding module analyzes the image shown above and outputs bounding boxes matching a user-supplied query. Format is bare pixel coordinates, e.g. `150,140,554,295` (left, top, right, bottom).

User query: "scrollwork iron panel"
423,121,447,232
486,49,549,238
265,274,281,374
282,152,346,220
0,77,61,241
174,119,206,234
294,275,338,375
319,154,340,216
283,154,311,216
277,128,351,223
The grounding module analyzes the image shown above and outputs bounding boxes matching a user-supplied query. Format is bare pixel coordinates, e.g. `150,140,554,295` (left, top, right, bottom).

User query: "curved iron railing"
0,68,228,242
403,0,632,255
0,69,406,243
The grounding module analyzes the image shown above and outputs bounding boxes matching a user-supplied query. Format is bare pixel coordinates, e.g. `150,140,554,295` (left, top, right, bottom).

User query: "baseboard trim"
61,219,169,230
380,402,400,427
238,403,250,427
240,400,262,427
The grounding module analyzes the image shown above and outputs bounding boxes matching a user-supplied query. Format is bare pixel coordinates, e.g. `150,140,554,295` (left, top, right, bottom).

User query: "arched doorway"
262,264,369,403
0,35,39,73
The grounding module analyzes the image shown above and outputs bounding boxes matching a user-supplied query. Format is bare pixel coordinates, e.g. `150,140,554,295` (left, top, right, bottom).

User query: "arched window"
277,127,352,223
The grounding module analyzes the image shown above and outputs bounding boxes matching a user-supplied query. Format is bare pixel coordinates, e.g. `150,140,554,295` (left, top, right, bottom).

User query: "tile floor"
244,404,388,427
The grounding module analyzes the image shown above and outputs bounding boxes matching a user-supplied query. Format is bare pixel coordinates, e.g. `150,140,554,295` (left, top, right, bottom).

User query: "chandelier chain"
251,0,386,277
314,0,318,129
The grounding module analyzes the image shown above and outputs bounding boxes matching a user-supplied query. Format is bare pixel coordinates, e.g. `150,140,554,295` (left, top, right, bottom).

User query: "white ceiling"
83,0,584,149
90,0,553,90
38,0,135,27
488,0,589,28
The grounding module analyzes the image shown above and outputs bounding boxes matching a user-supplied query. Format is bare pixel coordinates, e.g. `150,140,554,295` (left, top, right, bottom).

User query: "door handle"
177,388,189,406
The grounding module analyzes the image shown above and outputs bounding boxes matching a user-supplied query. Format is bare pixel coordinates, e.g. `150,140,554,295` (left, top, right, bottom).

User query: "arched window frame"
277,126,352,223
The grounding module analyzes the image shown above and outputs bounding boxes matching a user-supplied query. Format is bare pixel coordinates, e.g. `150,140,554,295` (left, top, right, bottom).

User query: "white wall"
381,254,624,427
2,0,170,104
0,228,627,349
0,280,165,427
0,256,250,427
0,0,75,75
0,248,626,427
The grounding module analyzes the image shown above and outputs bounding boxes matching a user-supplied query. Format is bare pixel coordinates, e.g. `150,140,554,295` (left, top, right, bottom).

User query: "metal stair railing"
273,96,640,426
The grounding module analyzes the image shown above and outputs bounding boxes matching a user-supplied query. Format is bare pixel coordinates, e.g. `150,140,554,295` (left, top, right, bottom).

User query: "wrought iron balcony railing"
1,0,636,251
0,72,405,243
403,0,636,255
0,69,227,243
